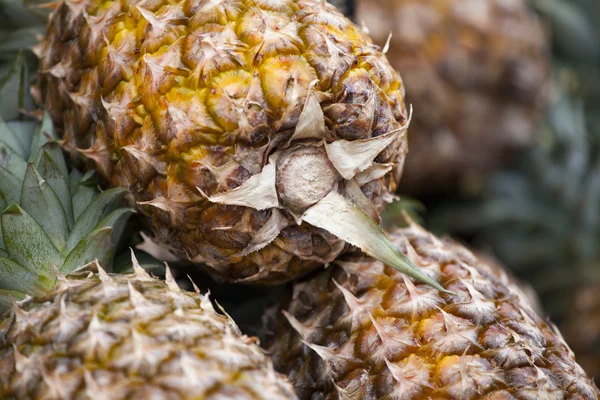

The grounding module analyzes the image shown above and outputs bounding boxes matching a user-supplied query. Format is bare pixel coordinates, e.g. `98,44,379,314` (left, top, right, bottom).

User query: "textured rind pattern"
267,224,600,399
0,271,297,399
37,0,407,283
358,0,549,194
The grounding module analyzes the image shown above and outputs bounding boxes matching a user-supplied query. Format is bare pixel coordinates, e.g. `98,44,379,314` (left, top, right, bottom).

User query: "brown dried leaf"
235,209,290,257
325,126,404,180
198,156,279,210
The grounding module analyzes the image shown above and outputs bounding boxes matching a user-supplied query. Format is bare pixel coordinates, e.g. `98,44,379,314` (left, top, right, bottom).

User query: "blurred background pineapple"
357,0,551,195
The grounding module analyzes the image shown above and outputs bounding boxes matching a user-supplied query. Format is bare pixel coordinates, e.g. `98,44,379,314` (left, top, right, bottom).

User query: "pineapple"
266,221,599,398
34,0,438,288
0,258,298,399
357,0,550,194
0,57,297,400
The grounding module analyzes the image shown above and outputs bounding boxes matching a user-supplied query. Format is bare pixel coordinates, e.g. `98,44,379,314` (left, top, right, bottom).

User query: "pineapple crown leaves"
0,55,135,310
0,52,34,122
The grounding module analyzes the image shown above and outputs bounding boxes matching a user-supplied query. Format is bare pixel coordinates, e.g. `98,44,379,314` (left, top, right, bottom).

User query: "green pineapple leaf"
1,204,64,276
0,134,27,179
0,54,135,311
0,118,27,157
63,227,114,274
70,170,99,219
0,26,44,55
0,256,45,294
0,289,25,311
0,165,21,206
20,163,69,251
66,187,129,252
95,207,136,248
38,149,74,227
0,0,48,29
113,249,164,274
6,120,36,154
0,51,31,120
29,112,57,163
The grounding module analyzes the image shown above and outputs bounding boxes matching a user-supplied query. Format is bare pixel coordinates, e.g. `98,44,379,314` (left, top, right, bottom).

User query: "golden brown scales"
36,0,410,284
266,223,599,399
0,262,298,399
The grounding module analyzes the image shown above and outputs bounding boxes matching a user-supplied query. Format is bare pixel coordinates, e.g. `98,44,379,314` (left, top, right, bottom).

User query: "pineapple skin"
266,224,599,399
36,0,408,284
0,268,297,399
358,0,549,194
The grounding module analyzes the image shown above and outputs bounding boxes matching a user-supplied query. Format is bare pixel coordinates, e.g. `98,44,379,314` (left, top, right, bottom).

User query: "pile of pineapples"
0,0,598,399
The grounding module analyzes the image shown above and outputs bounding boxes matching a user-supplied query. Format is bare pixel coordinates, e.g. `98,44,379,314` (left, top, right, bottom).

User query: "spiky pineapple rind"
0,260,297,399
266,223,599,399
38,0,410,284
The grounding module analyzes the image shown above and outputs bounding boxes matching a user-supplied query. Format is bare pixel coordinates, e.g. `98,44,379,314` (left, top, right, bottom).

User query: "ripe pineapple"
0,258,298,399
357,0,550,194
266,221,599,399
35,0,436,288
0,58,297,399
